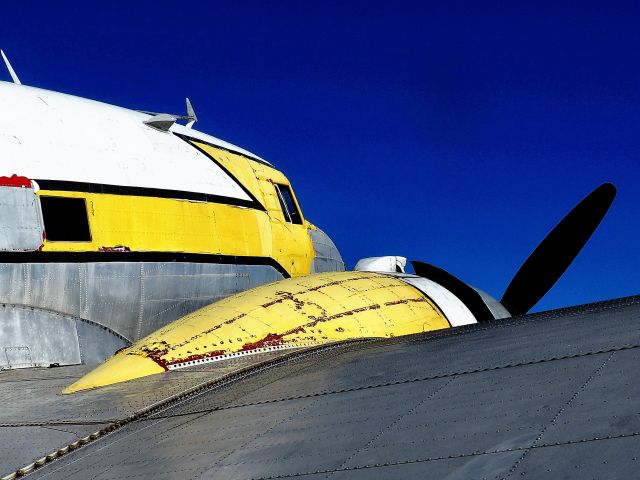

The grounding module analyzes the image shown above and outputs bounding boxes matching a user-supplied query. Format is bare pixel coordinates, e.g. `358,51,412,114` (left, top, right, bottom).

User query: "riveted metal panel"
0,425,101,477
0,305,80,368
75,320,128,365
81,262,142,340
0,186,43,252
0,351,291,475
15,295,640,480
0,262,283,343
0,306,129,370
28,263,82,317
137,263,281,338
65,271,449,392
309,227,344,273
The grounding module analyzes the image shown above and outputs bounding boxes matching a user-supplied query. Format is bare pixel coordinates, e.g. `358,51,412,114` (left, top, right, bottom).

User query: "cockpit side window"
40,196,92,242
274,184,303,225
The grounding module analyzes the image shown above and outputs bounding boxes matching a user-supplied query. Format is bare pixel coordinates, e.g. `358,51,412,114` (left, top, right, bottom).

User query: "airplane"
62,181,616,392
0,49,344,371
0,51,634,480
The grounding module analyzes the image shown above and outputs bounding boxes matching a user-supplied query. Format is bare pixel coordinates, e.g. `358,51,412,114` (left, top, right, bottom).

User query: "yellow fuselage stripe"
39,142,315,277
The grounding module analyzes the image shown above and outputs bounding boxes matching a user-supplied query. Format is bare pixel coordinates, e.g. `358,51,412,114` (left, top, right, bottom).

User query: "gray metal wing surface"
2,295,640,479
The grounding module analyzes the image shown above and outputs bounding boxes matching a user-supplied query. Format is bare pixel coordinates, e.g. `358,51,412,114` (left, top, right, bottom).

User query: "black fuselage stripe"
34,179,265,210
0,252,290,278
173,132,273,167
175,134,267,211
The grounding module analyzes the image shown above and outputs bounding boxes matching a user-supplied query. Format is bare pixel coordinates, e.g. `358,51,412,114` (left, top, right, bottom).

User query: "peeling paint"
241,326,306,352
384,298,428,306
103,271,451,387
135,341,170,370
241,333,286,351
99,245,131,252
166,350,226,367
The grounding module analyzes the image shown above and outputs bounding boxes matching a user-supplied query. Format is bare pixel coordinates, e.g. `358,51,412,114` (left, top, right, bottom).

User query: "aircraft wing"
2,295,639,479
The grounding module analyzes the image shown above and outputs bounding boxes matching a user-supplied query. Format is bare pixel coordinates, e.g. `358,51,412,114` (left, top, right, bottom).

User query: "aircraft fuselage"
0,81,343,368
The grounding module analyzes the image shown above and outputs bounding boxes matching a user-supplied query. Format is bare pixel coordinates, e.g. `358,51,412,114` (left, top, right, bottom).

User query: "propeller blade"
500,183,616,316
411,261,495,322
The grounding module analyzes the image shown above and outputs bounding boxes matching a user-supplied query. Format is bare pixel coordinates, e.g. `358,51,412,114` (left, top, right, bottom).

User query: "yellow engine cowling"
64,271,451,393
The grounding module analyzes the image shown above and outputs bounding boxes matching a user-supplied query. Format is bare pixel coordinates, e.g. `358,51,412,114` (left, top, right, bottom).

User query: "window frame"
273,183,303,225
39,195,92,243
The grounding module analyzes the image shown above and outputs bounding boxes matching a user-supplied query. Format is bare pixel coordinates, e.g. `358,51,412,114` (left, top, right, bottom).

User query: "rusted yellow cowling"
65,271,450,393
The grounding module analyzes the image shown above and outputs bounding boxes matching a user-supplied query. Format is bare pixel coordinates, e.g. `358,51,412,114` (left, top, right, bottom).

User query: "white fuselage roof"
0,81,268,199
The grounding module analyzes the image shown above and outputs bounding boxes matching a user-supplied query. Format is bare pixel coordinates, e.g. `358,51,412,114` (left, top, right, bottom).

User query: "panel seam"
500,350,617,479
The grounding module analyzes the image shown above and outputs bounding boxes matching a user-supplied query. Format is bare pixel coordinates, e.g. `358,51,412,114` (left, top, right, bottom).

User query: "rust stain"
166,350,226,367
384,298,428,306
241,326,306,351
262,291,305,309
303,275,381,293
135,341,171,370
99,245,131,252
241,333,285,351
169,311,249,350
163,275,388,351
139,275,431,363
260,276,378,308
307,303,381,327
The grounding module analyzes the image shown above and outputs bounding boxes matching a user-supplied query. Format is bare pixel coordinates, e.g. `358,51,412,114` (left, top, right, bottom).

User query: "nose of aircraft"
307,225,345,273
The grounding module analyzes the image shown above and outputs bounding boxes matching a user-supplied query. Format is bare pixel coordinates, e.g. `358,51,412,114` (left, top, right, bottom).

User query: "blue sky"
1,2,638,311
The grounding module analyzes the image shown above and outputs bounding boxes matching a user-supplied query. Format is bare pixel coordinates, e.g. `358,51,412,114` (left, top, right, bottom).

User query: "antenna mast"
185,98,197,129
0,50,22,85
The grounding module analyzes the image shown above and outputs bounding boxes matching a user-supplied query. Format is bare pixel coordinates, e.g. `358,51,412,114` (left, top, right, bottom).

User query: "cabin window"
40,196,92,242
274,184,302,224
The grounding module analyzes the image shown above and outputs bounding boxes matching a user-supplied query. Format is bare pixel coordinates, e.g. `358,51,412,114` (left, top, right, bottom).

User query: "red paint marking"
0,175,31,188
166,350,226,367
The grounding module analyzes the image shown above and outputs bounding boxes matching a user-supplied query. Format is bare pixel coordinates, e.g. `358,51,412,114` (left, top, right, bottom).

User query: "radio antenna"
0,50,22,85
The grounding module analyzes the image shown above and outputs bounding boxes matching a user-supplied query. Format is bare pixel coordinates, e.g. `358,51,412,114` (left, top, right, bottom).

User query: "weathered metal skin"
0,304,127,368
0,262,283,342
309,227,345,273
0,184,43,251
0,262,284,367
475,287,512,319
